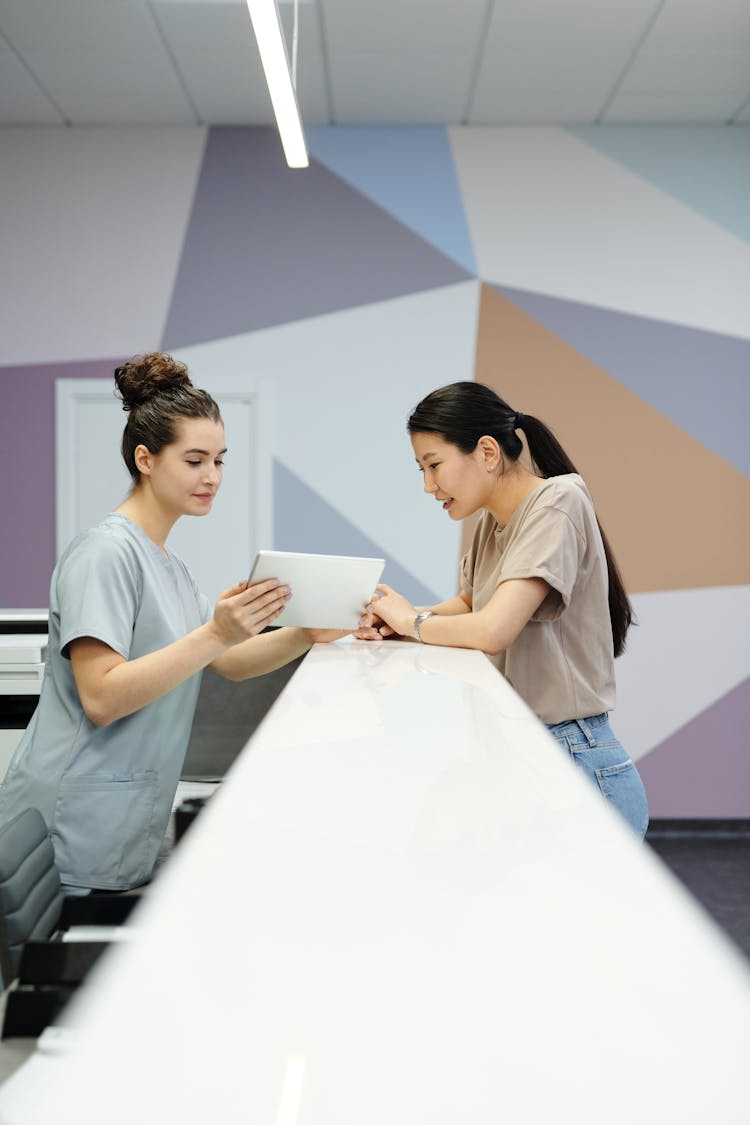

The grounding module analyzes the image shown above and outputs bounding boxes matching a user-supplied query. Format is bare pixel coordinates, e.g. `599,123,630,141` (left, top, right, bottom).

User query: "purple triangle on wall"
162,128,470,349
638,677,750,818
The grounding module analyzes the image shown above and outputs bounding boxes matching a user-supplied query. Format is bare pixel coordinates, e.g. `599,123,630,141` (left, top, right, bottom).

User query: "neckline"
492,473,580,535
106,512,174,570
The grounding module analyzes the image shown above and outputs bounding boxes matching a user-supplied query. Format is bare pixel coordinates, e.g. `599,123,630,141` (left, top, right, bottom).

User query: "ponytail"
408,382,633,656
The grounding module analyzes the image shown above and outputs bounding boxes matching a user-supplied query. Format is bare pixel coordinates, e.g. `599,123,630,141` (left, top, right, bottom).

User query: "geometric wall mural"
2,123,749,816
473,284,750,595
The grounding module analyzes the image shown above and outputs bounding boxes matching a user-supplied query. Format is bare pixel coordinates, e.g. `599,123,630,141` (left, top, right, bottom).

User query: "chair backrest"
0,808,63,986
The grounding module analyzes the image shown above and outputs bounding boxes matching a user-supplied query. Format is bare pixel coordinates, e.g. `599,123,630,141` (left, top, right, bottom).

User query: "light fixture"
246,0,309,168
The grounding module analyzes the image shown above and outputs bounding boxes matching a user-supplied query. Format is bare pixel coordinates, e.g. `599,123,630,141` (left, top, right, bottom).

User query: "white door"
55,378,272,604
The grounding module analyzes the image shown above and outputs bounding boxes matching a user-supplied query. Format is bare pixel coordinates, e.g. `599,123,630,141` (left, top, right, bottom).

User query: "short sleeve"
56,533,142,660
500,505,584,622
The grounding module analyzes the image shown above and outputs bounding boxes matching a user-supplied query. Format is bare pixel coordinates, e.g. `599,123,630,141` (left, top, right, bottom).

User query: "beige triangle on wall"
460,284,750,594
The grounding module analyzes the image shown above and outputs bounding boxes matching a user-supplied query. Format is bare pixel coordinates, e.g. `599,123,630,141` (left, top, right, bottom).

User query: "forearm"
74,624,231,727
425,594,472,616
414,610,505,654
210,626,312,682
416,579,549,655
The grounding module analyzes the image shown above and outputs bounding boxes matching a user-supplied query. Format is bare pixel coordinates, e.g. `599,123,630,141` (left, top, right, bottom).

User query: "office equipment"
248,549,385,629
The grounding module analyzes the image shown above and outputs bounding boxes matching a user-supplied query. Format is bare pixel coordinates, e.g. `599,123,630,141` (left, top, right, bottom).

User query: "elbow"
481,628,511,657
81,695,115,728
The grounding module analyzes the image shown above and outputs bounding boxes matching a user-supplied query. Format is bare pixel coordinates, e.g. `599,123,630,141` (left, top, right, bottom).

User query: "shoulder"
57,516,145,575
526,475,593,523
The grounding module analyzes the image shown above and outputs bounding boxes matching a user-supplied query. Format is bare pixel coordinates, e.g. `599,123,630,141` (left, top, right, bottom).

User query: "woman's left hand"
363,584,417,639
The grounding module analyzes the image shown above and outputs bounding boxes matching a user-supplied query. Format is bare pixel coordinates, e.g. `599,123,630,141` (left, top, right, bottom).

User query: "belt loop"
575,718,596,747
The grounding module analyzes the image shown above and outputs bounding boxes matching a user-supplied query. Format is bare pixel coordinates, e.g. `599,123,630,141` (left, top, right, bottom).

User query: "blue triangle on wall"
274,459,440,607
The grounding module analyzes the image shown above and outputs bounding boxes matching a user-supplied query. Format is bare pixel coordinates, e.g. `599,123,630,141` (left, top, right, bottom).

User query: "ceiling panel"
329,50,475,124
321,0,487,53
0,47,63,123
644,0,750,52
0,0,747,128
52,87,197,125
0,0,161,51
472,91,612,125
481,0,662,53
619,50,750,96
603,91,746,124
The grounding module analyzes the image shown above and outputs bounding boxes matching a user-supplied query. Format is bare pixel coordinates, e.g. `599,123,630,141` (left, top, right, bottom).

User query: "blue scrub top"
0,514,213,890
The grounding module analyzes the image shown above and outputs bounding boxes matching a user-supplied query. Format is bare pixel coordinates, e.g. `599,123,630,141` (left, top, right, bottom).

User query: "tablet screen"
248,550,385,629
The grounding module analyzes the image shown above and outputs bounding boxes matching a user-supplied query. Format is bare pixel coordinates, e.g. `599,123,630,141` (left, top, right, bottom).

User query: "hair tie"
514,411,524,430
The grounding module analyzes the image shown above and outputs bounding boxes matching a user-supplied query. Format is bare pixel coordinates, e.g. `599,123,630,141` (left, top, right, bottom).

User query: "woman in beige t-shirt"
360,381,648,838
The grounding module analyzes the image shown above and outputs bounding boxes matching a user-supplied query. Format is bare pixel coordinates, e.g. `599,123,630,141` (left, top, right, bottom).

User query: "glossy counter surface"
1,639,749,1123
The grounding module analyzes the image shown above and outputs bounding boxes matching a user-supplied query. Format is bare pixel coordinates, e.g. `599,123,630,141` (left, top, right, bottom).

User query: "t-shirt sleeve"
499,504,584,622
56,534,142,660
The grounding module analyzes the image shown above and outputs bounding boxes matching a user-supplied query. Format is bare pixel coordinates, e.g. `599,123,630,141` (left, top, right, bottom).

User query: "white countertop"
1,639,749,1123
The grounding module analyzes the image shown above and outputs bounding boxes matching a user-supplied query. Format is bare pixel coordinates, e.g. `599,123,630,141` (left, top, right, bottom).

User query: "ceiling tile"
329,51,474,124
644,0,750,52
621,50,750,95
322,0,486,53
0,0,162,51
470,91,603,124
602,91,743,124
482,0,661,54
0,47,64,123
22,49,194,96
54,87,197,125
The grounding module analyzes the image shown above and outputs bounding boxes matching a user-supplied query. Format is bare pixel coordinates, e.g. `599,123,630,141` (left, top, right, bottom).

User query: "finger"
379,624,396,637
244,577,284,598
354,627,382,641
218,579,249,600
375,584,394,595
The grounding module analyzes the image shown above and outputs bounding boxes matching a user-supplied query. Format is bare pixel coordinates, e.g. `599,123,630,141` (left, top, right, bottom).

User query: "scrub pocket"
546,715,649,839
52,771,158,889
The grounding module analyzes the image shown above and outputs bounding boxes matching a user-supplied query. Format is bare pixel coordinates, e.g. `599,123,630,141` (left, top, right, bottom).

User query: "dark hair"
114,353,222,484
407,382,633,657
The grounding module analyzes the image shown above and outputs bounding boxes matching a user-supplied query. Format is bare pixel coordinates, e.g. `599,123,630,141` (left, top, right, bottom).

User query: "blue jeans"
546,713,649,838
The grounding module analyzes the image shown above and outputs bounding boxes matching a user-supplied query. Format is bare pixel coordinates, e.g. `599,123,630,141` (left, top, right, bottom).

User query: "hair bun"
114,352,192,411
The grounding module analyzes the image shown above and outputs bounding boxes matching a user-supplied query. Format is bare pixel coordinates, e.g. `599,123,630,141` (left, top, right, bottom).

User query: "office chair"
0,808,137,1037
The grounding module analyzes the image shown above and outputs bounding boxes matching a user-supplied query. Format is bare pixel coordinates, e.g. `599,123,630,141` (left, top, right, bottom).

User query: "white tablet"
248,550,385,629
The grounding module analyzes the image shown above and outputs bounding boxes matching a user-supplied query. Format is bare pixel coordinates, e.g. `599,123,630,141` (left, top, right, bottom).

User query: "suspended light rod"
246,0,309,168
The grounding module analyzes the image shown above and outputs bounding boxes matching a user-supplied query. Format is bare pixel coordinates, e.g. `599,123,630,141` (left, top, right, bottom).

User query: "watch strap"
414,609,436,643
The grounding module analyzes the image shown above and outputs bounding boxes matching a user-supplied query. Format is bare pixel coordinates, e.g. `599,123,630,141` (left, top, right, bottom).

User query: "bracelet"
414,610,436,643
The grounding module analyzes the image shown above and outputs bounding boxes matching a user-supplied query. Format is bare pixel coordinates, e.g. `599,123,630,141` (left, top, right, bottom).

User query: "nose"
423,471,437,494
204,462,221,486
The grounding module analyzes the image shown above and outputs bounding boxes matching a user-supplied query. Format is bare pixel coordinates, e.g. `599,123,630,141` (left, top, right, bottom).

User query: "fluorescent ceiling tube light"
246,0,309,168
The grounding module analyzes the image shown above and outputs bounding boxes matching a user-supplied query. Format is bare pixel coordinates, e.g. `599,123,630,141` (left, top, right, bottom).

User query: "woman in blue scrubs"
0,353,331,891
359,381,648,838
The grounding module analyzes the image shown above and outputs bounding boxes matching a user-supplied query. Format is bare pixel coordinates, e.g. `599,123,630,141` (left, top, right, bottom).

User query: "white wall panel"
449,126,750,339
0,126,206,364
175,281,480,602
612,586,750,761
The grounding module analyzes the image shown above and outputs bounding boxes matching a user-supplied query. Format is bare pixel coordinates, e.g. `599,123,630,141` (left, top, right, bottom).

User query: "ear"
476,435,501,472
133,444,154,477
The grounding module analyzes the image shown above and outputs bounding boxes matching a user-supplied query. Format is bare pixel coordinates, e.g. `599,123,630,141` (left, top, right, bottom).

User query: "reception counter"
1,639,749,1123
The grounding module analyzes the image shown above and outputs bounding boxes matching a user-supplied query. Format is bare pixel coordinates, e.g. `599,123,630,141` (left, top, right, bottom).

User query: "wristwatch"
414,609,436,643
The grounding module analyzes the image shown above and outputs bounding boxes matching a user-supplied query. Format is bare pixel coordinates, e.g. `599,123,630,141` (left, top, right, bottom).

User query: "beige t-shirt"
460,474,616,724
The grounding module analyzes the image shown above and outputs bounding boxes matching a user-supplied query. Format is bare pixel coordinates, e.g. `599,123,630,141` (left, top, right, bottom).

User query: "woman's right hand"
357,597,399,640
210,578,291,646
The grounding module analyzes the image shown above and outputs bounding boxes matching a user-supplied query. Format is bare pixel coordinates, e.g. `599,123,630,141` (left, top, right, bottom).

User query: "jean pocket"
52,771,158,888
594,759,649,838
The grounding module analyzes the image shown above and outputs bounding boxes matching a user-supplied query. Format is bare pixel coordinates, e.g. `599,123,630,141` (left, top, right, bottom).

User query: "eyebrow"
184,447,228,455
415,452,438,465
